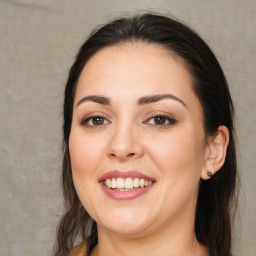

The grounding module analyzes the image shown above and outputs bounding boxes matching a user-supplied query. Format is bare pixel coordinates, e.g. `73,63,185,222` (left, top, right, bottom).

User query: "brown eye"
154,116,167,125
92,116,104,125
81,115,111,127
146,115,177,127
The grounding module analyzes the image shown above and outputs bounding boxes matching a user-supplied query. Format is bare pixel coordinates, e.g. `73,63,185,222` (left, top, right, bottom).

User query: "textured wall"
1,0,255,255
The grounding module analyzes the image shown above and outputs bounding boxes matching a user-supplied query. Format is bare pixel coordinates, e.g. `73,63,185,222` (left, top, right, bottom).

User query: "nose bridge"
107,116,143,160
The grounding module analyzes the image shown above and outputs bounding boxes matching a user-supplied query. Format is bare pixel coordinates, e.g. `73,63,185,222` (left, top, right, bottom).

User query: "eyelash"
144,114,177,127
80,114,177,128
80,114,111,127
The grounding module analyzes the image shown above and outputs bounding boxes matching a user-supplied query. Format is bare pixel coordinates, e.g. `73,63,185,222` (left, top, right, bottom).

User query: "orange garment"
69,243,87,256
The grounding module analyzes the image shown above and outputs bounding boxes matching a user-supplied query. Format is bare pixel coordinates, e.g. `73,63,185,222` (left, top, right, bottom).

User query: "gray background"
0,0,255,255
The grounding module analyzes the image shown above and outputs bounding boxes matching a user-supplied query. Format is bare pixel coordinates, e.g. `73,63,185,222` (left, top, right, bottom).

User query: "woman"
54,13,238,256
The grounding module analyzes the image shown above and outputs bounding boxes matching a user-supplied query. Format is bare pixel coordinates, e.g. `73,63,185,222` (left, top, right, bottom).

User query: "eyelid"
143,111,177,127
80,112,111,126
144,111,175,120
79,111,177,127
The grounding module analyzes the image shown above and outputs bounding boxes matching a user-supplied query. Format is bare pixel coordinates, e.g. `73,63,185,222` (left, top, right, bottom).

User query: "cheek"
69,129,103,212
68,128,106,202
148,128,206,179
69,129,103,172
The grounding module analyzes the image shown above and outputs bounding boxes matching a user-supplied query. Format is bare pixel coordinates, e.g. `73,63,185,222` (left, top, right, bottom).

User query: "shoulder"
68,242,87,256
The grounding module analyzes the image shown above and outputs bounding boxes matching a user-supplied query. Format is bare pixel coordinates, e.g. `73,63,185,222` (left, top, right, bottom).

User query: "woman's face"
69,42,209,236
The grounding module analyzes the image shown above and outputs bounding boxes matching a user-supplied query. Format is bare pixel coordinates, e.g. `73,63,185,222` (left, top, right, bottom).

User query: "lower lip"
99,182,154,200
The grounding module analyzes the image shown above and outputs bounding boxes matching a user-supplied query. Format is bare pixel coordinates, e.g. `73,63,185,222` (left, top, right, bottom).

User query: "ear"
201,125,229,180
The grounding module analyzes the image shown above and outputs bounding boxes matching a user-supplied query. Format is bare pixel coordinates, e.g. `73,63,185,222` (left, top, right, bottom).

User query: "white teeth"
116,178,125,188
139,179,145,187
134,178,140,188
106,179,111,188
111,178,117,188
104,177,153,189
125,178,133,189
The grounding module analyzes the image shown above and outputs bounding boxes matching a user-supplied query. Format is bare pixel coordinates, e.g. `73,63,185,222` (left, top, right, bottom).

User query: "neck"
91,219,205,256
90,188,205,256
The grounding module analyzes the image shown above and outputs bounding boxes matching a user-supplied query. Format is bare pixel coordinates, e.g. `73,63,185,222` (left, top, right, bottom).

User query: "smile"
99,171,155,200
104,177,153,190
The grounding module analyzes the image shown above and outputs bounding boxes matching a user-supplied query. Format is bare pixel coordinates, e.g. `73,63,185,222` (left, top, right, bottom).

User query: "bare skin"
69,42,229,256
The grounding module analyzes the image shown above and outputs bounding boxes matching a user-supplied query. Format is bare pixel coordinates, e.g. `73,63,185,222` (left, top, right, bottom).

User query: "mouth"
99,171,155,200
104,177,154,191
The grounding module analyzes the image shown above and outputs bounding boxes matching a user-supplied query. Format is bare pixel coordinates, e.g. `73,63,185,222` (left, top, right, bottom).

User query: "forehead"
75,42,199,108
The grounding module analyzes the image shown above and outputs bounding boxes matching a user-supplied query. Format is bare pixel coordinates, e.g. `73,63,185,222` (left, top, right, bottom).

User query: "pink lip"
98,170,155,200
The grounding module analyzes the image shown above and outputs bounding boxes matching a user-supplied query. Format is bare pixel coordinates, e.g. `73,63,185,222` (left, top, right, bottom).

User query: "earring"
207,171,213,177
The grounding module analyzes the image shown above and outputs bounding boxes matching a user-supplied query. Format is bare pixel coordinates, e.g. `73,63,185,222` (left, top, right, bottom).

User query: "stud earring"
207,171,213,177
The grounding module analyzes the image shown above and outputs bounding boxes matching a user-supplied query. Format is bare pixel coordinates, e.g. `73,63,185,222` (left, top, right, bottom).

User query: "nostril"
108,152,137,159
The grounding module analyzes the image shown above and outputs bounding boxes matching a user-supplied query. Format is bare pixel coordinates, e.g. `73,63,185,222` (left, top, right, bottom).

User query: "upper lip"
98,170,155,182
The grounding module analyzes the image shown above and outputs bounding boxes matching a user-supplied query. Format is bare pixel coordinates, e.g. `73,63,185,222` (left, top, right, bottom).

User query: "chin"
103,221,149,236
96,208,154,236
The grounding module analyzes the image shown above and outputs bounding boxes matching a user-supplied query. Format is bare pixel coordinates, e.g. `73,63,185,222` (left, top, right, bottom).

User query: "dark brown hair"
54,13,238,256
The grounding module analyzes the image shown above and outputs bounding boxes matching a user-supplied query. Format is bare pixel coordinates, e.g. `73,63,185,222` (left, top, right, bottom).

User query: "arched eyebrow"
138,94,187,107
76,95,111,107
76,94,187,108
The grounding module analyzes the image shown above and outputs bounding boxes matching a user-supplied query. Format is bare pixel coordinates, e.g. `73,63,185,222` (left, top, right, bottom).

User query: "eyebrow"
138,94,187,107
76,93,187,108
76,95,111,107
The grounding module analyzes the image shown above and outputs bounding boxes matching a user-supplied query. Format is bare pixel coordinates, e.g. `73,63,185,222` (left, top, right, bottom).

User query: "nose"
107,123,144,161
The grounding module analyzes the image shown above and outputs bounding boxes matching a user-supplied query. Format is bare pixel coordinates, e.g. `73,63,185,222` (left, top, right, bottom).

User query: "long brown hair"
53,13,238,256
